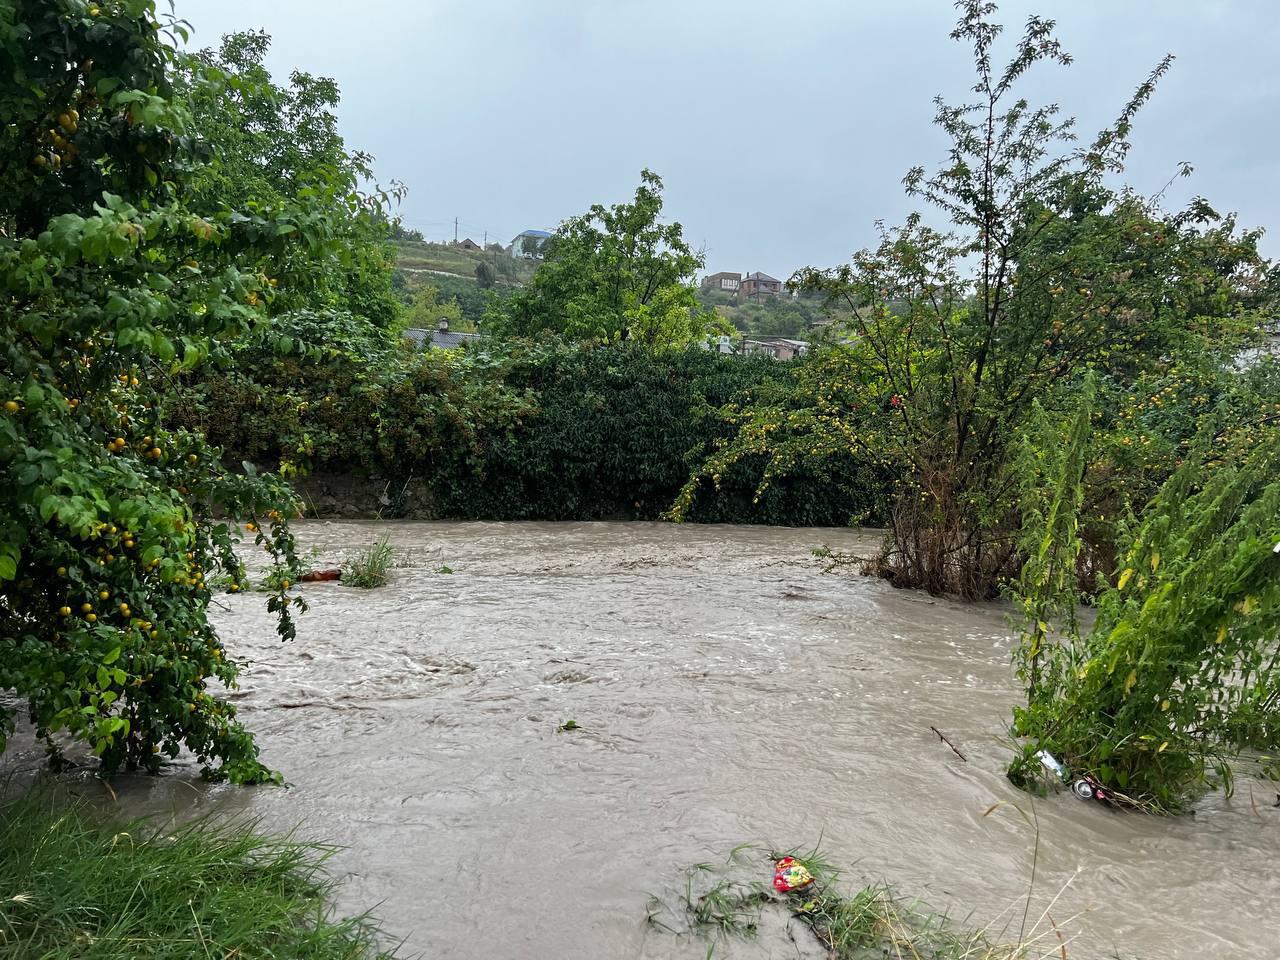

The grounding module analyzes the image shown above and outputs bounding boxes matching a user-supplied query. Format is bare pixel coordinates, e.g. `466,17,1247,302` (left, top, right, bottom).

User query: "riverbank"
0,788,395,959
0,790,1062,960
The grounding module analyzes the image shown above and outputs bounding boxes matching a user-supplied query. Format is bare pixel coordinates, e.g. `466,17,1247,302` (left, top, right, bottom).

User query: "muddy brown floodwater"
13,521,1280,958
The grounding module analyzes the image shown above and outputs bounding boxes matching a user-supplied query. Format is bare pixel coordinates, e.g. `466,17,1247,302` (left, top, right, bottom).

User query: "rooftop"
404,327,482,350
742,336,808,347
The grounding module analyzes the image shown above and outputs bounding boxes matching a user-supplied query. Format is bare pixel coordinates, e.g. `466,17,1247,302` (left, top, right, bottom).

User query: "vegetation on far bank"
696,285,849,341
170,330,888,526
390,243,851,340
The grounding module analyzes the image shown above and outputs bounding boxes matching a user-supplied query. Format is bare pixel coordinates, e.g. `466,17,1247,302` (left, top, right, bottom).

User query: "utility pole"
454,217,458,243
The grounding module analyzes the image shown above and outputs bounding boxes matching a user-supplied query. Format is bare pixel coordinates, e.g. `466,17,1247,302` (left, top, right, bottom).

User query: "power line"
394,214,550,247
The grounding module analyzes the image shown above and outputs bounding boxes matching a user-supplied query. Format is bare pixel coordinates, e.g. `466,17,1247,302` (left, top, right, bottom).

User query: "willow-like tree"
1009,401,1280,812
678,1,1269,598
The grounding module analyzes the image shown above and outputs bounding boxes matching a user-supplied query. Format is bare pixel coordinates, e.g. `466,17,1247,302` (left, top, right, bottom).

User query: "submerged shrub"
654,843,1052,959
342,535,395,588
1009,420,1280,812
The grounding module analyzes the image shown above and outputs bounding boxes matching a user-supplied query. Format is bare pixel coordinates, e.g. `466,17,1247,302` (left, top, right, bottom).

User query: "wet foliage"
173,332,893,527
0,0,329,782
1,4,407,781
0,789,396,959
1010,401,1280,812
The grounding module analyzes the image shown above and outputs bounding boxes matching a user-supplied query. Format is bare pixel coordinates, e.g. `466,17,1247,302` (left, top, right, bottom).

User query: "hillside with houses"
391,235,540,284
392,233,840,355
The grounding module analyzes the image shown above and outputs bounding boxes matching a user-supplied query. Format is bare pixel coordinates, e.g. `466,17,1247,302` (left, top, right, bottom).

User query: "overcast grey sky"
178,1,1277,277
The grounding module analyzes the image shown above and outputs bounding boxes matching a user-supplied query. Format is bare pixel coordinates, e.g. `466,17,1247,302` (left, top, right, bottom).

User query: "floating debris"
773,856,815,893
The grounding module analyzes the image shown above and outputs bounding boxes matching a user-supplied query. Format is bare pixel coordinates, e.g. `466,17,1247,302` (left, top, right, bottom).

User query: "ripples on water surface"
10,522,1279,958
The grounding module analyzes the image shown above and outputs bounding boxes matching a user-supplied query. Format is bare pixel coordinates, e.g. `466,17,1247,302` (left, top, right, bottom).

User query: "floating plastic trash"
1072,776,1108,803
1035,749,1068,781
773,856,815,893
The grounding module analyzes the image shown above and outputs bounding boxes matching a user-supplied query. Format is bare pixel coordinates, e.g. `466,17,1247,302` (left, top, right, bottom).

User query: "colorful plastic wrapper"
772,856,815,893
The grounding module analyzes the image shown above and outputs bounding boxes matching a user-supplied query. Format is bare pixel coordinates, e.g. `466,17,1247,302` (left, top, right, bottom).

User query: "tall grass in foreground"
342,535,395,589
0,790,396,960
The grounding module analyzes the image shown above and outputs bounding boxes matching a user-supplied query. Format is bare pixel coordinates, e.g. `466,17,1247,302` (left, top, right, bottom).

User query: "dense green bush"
168,313,524,484
436,342,888,524
1,0,320,783
174,333,891,527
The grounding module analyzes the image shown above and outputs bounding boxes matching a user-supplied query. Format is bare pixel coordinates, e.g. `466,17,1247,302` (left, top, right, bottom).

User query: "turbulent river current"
10,521,1280,958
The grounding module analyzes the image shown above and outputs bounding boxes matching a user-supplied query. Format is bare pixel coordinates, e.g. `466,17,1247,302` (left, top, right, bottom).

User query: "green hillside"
696,286,851,339
393,239,538,284
392,240,537,328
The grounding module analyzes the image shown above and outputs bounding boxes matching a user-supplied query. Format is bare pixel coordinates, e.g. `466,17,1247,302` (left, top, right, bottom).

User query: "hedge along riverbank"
166,314,892,526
